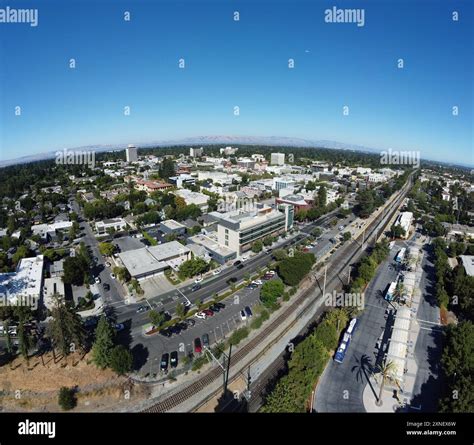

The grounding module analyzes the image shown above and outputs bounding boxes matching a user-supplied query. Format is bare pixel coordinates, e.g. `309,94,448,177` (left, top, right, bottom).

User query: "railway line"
142,177,412,413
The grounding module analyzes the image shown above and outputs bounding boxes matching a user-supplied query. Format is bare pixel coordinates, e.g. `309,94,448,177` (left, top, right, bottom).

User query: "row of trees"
261,309,348,412
349,241,390,293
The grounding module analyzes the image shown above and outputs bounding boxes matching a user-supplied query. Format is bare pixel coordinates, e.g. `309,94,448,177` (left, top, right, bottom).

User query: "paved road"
314,243,400,412
408,237,443,412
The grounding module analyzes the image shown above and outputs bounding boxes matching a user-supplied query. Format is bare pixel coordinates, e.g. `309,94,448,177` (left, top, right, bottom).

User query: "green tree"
63,256,88,286
260,279,284,309
375,360,397,406
175,302,186,319
17,318,31,364
91,316,115,369
98,242,115,256
58,387,77,411
109,345,133,375
178,258,208,279
317,185,327,208
149,310,166,327
252,240,263,253
46,296,87,358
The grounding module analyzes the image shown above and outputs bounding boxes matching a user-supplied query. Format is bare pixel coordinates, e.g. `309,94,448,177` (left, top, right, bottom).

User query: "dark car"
234,260,242,267
170,324,182,335
178,322,188,331
136,305,150,314
194,337,202,353
191,284,201,292
170,351,178,368
246,283,258,289
236,263,244,270
160,353,169,371
202,333,210,347
215,302,226,309
210,304,220,313
103,283,110,291
159,329,172,337
245,306,253,318
226,277,238,285
185,319,196,327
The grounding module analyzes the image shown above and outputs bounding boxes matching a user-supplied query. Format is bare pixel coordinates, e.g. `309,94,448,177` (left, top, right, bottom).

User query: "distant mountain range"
0,135,384,168
1,135,472,169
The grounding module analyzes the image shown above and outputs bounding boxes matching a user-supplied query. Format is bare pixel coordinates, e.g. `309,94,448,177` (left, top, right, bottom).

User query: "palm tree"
394,282,405,302
375,359,397,406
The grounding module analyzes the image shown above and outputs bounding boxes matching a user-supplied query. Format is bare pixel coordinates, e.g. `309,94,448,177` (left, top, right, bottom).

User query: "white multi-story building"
270,153,285,166
190,147,204,158
209,204,291,254
220,146,238,155
126,144,138,163
251,154,265,162
273,177,296,191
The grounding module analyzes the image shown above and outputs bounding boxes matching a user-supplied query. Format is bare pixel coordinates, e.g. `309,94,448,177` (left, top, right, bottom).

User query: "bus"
385,281,397,301
334,318,358,363
395,248,406,264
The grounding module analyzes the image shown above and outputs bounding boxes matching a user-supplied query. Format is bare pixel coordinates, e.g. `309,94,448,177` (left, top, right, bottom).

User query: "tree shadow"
131,344,149,372
351,353,378,402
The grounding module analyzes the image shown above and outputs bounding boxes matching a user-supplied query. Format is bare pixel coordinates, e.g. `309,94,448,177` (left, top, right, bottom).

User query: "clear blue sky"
1,0,473,165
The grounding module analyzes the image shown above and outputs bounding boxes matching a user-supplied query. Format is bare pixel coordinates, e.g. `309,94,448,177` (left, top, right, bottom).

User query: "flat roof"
188,234,235,258
0,255,44,300
160,219,185,230
460,255,474,276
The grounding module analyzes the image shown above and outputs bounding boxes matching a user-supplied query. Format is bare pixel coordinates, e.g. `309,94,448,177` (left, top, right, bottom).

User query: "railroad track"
143,179,412,413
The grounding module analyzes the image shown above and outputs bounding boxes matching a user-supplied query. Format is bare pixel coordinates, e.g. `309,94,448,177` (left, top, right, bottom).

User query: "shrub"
58,387,76,411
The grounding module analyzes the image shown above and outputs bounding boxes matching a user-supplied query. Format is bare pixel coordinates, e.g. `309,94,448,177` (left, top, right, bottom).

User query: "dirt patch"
0,351,150,412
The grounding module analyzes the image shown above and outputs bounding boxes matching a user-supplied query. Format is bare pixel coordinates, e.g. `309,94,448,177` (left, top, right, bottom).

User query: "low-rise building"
394,211,413,238
460,255,474,277
95,218,127,235
174,189,209,212
160,219,186,236
118,241,191,280
187,234,237,264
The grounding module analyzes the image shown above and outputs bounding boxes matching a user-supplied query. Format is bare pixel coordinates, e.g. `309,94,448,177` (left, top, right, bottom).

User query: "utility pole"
223,344,232,395
322,265,328,297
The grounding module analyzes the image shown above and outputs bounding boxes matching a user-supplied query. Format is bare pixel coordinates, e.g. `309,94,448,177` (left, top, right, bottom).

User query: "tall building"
210,204,290,254
270,152,285,165
190,147,204,158
126,144,138,163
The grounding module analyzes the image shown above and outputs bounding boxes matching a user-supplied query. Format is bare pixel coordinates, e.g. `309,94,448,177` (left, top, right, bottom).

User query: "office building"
270,153,285,166
126,144,138,163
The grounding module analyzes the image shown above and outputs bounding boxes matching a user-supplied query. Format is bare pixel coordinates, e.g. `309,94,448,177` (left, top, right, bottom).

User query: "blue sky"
1,0,473,165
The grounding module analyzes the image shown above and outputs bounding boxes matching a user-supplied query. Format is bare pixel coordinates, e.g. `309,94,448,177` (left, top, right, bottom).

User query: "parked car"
103,283,110,291
202,333,210,347
226,277,238,285
185,318,196,327
194,276,203,283
252,280,262,285
94,276,101,284
160,353,169,371
215,302,226,309
159,328,172,337
110,273,116,280
203,309,214,317
240,310,247,321
191,284,201,292
178,322,188,331
233,260,242,267
194,337,202,353
210,304,220,313
114,323,125,332
170,351,178,368
246,283,258,289
170,325,182,335
195,312,206,320
244,306,253,318
212,268,222,275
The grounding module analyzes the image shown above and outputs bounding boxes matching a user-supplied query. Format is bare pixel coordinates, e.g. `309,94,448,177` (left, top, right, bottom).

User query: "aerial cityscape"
0,0,473,442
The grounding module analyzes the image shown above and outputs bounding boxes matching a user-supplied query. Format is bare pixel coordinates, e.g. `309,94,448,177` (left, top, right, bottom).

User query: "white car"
266,270,276,276
194,276,203,283
110,273,116,280
105,261,111,267
195,312,206,319
94,276,101,284
252,280,262,285
240,310,247,321
241,256,248,261
212,268,222,275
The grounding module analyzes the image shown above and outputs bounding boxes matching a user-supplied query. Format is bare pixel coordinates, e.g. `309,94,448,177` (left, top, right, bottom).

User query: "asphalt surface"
314,242,400,412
